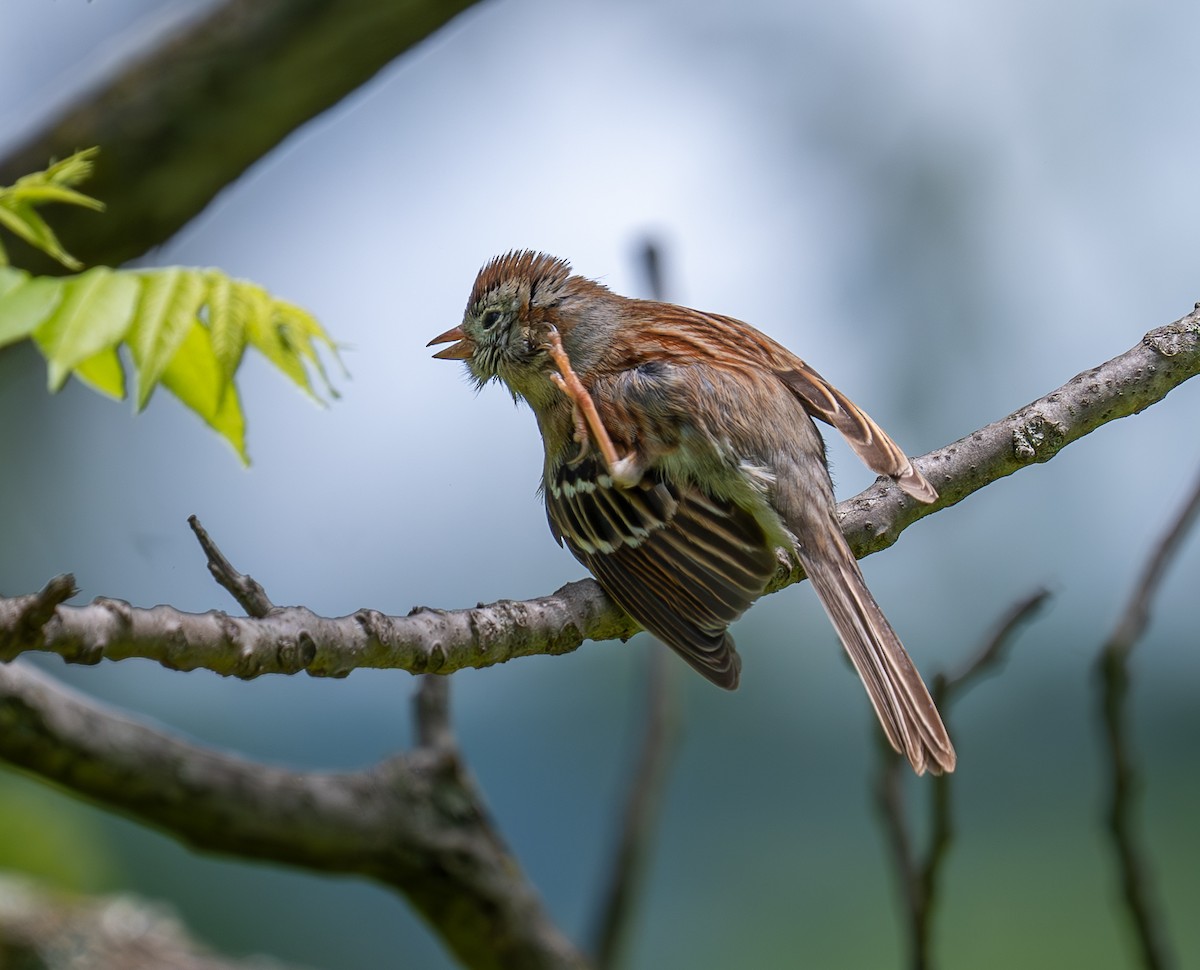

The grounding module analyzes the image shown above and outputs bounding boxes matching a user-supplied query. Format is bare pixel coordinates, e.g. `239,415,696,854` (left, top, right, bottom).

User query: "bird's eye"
480,310,502,331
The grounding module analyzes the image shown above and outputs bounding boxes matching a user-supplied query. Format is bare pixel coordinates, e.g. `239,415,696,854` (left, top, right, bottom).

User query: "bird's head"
428,250,578,402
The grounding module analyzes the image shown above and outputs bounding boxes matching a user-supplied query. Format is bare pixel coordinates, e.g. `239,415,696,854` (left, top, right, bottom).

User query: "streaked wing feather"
547,458,776,690
776,362,937,504
587,301,936,505
587,551,738,687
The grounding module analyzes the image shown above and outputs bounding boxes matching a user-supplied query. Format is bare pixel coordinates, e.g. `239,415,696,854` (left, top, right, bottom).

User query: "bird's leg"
562,395,592,465
551,362,592,467
544,327,642,486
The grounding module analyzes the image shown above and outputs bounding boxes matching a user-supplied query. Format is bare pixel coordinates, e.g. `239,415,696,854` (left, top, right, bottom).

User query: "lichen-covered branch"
0,661,586,970
1,307,1197,678
803,306,1200,582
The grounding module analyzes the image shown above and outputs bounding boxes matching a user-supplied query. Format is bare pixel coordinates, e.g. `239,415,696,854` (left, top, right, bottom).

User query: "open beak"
427,325,473,360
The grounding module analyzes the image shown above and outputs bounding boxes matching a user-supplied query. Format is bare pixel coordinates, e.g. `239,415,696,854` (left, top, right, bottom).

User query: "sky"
1,1,1198,967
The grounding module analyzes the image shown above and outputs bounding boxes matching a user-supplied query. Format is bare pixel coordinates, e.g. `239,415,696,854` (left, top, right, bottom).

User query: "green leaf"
274,300,343,399
1,255,338,464
204,270,245,397
40,147,100,189
72,346,126,400
126,268,207,410
0,265,25,298
161,319,248,463
32,267,139,390
0,270,61,348
242,282,317,398
0,148,104,269
0,202,82,271
9,184,105,210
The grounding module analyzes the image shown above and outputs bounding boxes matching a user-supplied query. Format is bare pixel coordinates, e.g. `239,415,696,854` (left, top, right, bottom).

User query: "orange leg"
545,327,640,485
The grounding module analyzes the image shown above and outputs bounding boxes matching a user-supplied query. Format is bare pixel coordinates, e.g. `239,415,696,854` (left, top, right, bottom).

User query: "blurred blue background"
1,0,1198,966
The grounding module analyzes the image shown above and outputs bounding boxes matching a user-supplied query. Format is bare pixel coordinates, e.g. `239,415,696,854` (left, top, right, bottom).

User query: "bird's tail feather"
799,524,956,775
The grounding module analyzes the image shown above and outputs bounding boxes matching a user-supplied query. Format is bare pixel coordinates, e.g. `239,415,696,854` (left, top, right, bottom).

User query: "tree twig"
188,515,275,617
875,588,1051,969
940,587,1054,699
1,308,1195,679
1096,466,1200,970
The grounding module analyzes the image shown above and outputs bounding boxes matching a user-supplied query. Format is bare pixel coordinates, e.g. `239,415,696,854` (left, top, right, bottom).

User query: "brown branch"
786,305,1200,589
0,660,586,970
0,0,483,273
0,577,639,677
875,588,1051,970
1096,466,1200,970
1,307,1196,679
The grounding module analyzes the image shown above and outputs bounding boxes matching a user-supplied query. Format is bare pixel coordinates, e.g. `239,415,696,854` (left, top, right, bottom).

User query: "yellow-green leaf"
204,270,245,397
9,184,105,211
72,346,126,400
161,319,248,462
127,268,207,410
274,301,342,398
33,267,139,391
0,202,82,271
40,148,100,188
0,271,61,348
244,287,316,398
0,148,103,269
0,265,25,297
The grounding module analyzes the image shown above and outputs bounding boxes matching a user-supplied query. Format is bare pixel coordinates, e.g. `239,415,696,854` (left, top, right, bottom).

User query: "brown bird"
429,250,954,775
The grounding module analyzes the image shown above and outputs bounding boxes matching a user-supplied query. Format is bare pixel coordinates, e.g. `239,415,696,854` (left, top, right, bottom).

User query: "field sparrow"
429,251,954,775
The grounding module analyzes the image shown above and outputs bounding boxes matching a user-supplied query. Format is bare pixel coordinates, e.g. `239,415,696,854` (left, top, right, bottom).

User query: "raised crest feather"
468,250,576,312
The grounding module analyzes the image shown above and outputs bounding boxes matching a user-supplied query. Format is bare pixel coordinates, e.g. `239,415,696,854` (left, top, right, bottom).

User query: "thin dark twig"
1103,472,1200,660
1097,468,1200,970
188,514,275,617
875,588,1051,970
940,587,1054,699
874,748,924,961
590,645,679,969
